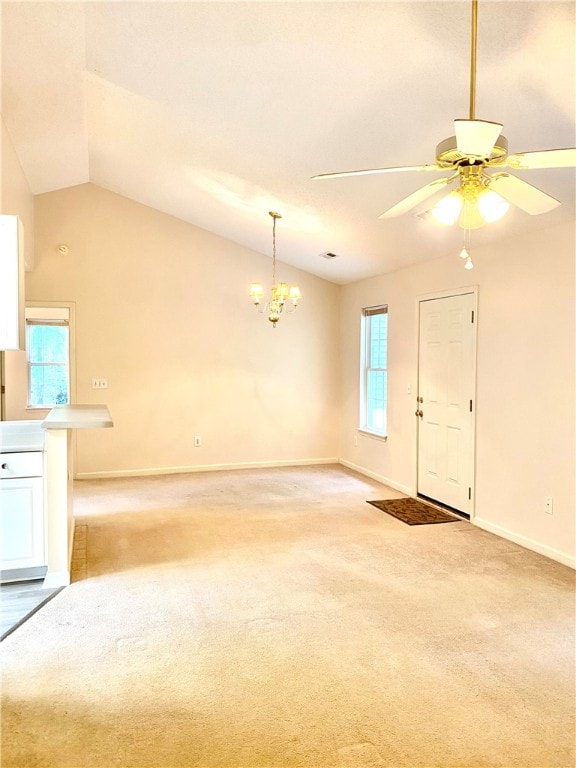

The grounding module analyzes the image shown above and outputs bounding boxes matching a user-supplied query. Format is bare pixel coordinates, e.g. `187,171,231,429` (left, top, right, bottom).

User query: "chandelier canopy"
249,212,302,327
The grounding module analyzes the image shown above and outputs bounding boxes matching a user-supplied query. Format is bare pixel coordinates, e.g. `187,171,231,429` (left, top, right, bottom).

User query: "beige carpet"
1,465,574,768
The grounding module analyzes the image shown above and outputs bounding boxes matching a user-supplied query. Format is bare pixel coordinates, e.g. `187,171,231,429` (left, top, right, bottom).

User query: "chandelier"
249,212,302,327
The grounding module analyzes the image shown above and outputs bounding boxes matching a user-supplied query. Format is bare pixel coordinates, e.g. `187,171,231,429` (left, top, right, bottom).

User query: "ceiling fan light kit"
313,0,576,266
430,166,510,229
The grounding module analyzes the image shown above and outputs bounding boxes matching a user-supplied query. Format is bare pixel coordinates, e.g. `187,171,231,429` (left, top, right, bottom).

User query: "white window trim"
359,304,388,439
357,427,388,442
25,301,76,411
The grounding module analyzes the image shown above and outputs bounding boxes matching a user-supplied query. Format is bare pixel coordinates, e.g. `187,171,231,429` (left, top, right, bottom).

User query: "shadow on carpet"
367,497,461,525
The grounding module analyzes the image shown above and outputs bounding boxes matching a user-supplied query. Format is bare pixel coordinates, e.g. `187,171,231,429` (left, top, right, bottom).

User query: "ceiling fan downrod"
469,0,478,121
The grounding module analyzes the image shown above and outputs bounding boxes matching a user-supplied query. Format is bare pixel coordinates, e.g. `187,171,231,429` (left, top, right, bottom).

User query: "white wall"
1,116,34,268
13,183,341,476
339,222,575,567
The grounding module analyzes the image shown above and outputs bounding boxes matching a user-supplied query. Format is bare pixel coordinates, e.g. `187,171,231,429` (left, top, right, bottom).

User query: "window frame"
25,303,76,411
359,304,388,440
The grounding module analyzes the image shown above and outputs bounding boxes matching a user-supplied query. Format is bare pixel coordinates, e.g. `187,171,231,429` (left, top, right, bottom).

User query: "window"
360,305,388,437
26,307,70,408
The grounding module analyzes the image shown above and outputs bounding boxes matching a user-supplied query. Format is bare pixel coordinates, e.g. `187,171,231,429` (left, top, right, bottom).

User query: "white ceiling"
2,1,575,284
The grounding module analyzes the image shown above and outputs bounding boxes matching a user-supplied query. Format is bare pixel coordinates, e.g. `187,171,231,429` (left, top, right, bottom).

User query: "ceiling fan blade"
379,176,454,219
311,164,443,180
505,148,576,170
488,173,561,214
455,119,503,157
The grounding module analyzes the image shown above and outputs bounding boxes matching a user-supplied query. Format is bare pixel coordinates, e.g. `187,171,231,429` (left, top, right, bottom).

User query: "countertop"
41,405,113,430
0,405,112,450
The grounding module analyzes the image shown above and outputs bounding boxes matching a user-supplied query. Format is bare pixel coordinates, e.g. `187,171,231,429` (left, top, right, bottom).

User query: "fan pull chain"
463,228,473,269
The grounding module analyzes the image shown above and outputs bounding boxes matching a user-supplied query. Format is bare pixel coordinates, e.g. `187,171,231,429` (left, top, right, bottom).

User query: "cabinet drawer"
0,452,44,479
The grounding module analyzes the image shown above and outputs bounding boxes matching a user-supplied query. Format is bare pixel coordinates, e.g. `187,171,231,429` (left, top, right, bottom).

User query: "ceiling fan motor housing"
435,134,509,168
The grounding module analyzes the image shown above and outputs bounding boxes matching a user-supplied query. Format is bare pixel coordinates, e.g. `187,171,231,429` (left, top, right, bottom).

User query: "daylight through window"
26,318,70,408
360,305,388,436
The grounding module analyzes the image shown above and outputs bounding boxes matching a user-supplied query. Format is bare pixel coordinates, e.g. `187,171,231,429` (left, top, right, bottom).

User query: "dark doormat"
367,497,461,525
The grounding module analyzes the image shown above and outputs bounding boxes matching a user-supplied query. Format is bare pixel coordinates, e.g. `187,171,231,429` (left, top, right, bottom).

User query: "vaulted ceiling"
2,1,574,284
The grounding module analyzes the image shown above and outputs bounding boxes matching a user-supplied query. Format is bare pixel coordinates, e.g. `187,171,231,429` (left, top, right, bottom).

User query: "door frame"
0,352,5,420
415,286,479,519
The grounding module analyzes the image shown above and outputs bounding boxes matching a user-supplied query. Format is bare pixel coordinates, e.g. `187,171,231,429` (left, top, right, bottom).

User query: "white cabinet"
0,452,45,572
0,214,25,350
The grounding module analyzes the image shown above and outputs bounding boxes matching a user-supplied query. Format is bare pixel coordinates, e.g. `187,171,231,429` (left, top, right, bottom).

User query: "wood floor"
0,580,63,641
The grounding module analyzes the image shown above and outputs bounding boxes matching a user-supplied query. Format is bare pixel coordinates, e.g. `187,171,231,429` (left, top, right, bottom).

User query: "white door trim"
415,286,479,519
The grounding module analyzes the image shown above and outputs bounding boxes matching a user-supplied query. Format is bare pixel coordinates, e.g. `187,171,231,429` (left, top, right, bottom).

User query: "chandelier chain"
272,214,276,289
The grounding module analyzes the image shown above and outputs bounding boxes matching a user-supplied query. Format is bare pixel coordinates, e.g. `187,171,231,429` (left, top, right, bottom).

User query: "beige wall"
4,174,574,566
339,221,575,566
1,116,34,268
14,183,340,475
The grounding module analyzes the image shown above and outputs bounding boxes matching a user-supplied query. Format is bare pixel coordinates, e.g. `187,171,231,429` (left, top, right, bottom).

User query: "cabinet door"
0,477,45,569
0,215,25,351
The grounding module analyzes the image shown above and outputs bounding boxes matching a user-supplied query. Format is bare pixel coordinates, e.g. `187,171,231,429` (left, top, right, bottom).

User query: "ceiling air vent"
320,251,339,259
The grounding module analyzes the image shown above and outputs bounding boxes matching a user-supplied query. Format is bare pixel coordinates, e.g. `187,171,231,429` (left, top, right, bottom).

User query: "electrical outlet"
92,378,108,389
544,496,553,515
353,433,358,446
194,436,201,447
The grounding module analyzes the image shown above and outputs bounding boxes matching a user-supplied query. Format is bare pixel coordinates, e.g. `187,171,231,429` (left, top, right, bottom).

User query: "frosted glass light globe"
478,189,510,223
431,191,463,225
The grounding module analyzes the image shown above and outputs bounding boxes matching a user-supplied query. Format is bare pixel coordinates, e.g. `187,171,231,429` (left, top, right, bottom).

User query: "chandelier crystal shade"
249,212,302,327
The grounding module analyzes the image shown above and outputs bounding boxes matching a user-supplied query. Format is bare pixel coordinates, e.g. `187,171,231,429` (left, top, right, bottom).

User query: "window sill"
357,428,388,442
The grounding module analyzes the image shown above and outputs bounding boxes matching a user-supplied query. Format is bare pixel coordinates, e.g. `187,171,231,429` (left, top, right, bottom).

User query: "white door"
417,292,476,514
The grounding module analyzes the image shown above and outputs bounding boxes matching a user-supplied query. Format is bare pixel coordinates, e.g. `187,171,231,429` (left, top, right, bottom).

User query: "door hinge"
471,310,475,323
469,399,473,412
468,487,472,500
0,385,4,394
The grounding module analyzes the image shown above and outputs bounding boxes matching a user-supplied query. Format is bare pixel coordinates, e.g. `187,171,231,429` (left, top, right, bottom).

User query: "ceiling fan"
312,0,576,230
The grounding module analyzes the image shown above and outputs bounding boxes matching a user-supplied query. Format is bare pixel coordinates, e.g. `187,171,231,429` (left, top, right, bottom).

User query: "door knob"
415,409,423,418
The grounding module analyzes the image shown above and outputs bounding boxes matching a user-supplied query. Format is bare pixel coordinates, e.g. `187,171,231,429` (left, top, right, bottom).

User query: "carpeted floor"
1,465,574,768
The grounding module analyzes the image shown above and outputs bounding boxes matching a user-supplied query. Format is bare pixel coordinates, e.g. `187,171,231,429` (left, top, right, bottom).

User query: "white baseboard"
43,570,71,588
75,457,340,480
474,517,575,570
338,459,413,496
